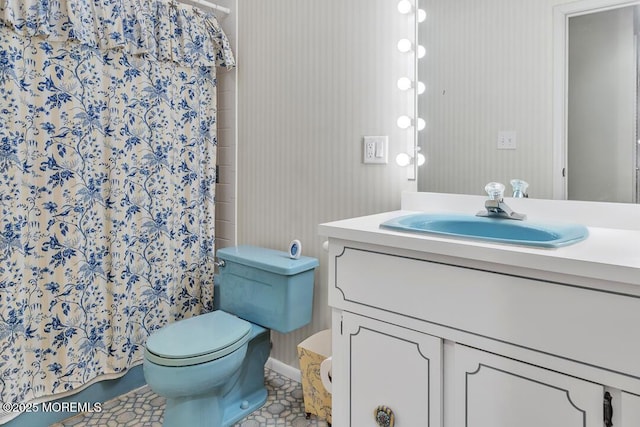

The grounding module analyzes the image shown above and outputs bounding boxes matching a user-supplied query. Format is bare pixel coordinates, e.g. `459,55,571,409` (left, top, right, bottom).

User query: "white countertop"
319,203,640,287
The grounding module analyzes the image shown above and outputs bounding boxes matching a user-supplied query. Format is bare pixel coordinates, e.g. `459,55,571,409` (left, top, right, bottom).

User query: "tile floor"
52,369,329,427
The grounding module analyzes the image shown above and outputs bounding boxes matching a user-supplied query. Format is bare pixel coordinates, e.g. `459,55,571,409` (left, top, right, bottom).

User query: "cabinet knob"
374,405,395,427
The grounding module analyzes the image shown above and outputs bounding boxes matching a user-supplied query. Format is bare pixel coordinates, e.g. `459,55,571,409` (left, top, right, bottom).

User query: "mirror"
417,0,640,203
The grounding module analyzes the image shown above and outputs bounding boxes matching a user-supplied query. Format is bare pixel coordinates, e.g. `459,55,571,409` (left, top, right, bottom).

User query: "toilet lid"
145,311,252,367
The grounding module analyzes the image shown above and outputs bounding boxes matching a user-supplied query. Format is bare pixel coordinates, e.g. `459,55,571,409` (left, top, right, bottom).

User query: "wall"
236,0,416,366
417,0,585,199
214,0,238,250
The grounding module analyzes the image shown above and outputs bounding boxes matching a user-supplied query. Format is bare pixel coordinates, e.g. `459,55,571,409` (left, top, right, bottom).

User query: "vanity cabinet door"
621,392,640,425
453,345,603,427
340,312,442,427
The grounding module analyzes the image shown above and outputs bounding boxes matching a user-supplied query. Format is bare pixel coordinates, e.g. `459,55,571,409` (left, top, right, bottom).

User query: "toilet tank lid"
216,245,319,275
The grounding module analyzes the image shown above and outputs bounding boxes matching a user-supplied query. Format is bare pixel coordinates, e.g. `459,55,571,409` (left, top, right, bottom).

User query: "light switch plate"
363,136,388,164
497,131,517,150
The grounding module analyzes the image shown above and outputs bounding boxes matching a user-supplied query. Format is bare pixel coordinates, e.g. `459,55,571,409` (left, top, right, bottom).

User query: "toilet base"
163,387,267,427
219,324,270,426
221,387,268,426
154,323,271,427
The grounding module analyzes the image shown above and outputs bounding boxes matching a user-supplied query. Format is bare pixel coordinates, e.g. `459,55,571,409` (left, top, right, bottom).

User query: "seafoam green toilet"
143,246,318,427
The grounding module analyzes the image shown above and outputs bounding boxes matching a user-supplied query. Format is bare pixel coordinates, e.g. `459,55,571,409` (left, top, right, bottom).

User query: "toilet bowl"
144,311,270,427
143,246,318,427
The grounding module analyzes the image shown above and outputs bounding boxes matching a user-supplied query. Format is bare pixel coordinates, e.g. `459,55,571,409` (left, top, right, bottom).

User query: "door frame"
552,0,640,199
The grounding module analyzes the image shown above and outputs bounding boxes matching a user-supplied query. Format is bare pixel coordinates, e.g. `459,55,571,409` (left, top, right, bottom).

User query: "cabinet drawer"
332,246,640,379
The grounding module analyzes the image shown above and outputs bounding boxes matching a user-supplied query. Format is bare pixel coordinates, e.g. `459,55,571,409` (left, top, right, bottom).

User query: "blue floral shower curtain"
0,0,234,421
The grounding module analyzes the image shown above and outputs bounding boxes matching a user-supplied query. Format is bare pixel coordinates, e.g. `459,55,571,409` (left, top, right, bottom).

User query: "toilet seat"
145,311,252,367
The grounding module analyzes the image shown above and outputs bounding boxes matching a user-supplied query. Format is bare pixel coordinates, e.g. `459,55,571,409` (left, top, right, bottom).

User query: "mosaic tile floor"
52,369,329,427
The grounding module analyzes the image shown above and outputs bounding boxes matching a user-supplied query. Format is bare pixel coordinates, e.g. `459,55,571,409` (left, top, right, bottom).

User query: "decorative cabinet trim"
466,364,588,425
456,345,603,427
348,326,433,364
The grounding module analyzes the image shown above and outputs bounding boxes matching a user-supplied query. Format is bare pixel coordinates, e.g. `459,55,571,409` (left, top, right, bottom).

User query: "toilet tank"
216,246,319,333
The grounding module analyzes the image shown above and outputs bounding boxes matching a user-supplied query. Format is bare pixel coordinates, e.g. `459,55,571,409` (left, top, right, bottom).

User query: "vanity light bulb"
418,9,427,22
397,0,412,14
396,152,412,167
417,153,426,166
397,77,412,91
397,39,412,53
417,118,426,131
417,45,426,59
417,81,426,94
397,115,412,129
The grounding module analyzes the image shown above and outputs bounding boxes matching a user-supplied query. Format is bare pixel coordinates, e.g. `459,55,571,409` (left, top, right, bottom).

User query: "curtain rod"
181,0,231,14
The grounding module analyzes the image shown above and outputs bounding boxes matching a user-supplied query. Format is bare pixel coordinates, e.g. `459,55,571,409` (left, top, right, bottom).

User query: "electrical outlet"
365,141,376,159
363,136,388,164
497,131,517,150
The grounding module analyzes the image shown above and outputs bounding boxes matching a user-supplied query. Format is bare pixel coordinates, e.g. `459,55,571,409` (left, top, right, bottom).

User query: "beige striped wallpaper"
236,0,416,367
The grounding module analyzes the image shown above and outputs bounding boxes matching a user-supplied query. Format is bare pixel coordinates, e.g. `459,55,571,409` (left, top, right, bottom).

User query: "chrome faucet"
477,182,526,220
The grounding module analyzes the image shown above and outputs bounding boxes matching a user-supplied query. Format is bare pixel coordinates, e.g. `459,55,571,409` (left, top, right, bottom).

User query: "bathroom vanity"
318,192,640,427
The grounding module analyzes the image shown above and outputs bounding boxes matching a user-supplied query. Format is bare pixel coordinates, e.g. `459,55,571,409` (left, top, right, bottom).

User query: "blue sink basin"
380,213,589,248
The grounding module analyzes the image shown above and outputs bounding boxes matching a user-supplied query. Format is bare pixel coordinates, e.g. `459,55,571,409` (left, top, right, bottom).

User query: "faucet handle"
510,179,529,198
484,182,505,200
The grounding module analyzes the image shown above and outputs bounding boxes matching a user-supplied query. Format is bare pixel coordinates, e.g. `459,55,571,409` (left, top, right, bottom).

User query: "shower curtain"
0,0,234,421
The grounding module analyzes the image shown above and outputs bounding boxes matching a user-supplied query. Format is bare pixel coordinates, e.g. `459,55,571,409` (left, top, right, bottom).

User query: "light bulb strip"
411,0,419,180
396,0,422,179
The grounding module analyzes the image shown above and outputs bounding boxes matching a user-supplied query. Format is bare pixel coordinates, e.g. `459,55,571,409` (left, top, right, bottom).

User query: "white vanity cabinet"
323,236,640,427
334,312,442,426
